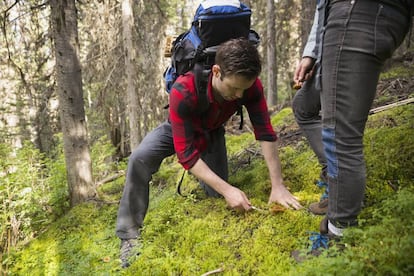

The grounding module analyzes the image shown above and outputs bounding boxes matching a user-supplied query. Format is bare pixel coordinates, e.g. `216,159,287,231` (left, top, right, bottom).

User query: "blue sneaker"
291,217,342,262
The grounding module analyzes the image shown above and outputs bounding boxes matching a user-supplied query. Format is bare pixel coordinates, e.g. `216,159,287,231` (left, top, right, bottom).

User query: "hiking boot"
120,238,141,268
308,179,329,215
308,198,328,215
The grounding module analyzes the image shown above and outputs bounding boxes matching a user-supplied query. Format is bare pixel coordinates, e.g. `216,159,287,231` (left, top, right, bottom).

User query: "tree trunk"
34,86,55,154
300,0,317,56
244,0,252,7
50,0,95,206
266,0,277,106
122,0,141,150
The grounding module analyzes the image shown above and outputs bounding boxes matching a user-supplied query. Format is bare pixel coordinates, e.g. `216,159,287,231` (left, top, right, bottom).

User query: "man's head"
212,38,262,101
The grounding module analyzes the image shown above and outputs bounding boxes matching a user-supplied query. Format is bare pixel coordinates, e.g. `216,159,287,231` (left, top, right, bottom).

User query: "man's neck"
211,77,224,103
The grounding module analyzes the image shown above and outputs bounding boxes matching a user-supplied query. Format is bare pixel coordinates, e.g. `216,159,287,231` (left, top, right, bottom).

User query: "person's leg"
293,74,328,214
321,0,410,232
292,77,326,172
116,121,175,239
292,0,411,261
199,126,228,197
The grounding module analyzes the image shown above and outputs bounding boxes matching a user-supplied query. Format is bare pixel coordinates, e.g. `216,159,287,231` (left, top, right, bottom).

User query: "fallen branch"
96,171,125,187
86,198,119,205
369,98,414,115
201,267,225,276
280,130,302,140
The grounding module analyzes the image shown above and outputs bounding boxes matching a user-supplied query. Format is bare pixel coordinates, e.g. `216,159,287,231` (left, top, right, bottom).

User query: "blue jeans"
116,121,227,239
321,0,411,227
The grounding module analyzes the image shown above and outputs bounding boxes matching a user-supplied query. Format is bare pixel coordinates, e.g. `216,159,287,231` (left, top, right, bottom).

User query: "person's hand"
223,186,252,212
293,57,316,85
268,184,302,210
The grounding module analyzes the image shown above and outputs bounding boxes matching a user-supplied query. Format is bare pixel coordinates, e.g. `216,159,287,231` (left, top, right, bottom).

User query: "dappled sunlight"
4,104,414,274
75,154,94,184
43,240,60,274
2,0,413,274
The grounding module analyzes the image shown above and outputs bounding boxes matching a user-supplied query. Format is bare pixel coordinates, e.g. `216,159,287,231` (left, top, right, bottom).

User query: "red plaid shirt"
169,72,277,169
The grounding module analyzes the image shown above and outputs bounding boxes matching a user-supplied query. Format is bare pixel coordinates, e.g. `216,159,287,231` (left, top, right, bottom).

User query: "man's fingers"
291,201,303,210
288,199,303,210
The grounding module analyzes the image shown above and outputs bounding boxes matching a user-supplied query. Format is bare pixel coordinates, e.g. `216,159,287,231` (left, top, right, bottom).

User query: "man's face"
212,65,256,101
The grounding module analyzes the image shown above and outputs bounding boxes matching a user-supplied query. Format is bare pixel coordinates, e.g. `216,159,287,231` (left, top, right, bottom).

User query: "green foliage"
271,107,296,127
292,187,414,276
225,132,255,156
43,135,71,217
279,143,323,200
3,104,414,275
5,203,120,275
0,139,68,259
380,65,413,80
363,105,414,206
90,136,118,181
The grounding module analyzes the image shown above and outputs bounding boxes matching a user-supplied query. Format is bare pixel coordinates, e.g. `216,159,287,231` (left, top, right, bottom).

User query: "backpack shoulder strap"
193,62,210,114
236,100,244,130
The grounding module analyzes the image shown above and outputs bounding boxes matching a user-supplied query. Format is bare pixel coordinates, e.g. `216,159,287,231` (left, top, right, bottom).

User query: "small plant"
0,139,68,269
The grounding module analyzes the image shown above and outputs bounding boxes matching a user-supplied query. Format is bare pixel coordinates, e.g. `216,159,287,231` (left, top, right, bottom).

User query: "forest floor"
3,50,414,275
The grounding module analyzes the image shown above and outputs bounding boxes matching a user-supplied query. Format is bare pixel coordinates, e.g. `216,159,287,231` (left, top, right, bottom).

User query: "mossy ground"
4,54,414,275
4,101,413,275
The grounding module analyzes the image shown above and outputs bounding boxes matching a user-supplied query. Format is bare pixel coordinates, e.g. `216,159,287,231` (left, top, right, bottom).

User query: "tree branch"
201,267,225,276
1,0,19,61
96,171,125,187
369,98,414,115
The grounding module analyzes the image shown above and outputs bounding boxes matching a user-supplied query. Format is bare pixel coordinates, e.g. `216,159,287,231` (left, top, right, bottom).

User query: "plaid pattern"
169,72,277,169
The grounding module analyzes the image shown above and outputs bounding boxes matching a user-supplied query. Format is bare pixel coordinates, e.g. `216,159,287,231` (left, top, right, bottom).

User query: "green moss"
6,203,120,275
4,101,414,275
225,132,255,156
292,188,414,275
364,105,414,206
380,65,414,80
271,107,295,128
279,142,322,194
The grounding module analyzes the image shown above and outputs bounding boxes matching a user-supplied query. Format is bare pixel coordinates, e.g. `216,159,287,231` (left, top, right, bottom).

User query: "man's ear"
212,65,221,78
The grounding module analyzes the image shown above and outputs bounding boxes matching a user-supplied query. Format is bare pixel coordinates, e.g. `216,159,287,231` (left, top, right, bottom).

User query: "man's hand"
260,140,303,210
268,184,302,210
293,57,316,85
223,186,252,212
189,158,252,212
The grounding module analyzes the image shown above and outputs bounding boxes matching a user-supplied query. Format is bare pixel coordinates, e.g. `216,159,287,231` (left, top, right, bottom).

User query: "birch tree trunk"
50,0,95,206
266,0,277,106
122,0,141,150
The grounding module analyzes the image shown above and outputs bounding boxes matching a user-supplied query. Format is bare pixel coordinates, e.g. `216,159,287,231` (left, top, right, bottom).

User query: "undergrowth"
0,139,69,264
2,103,414,275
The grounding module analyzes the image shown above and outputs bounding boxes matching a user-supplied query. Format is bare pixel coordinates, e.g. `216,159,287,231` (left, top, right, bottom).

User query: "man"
116,38,302,268
293,0,413,258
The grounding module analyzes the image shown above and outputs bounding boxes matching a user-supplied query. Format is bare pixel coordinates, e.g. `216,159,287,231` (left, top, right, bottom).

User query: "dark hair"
215,37,261,80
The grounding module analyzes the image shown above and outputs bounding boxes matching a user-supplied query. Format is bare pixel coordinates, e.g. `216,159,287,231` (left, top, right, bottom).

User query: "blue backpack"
164,0,260,115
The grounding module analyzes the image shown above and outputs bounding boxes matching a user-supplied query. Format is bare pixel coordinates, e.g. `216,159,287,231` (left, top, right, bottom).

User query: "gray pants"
292,75,327,181
321,0,410,226
116,121,228,239
293,0,411,227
